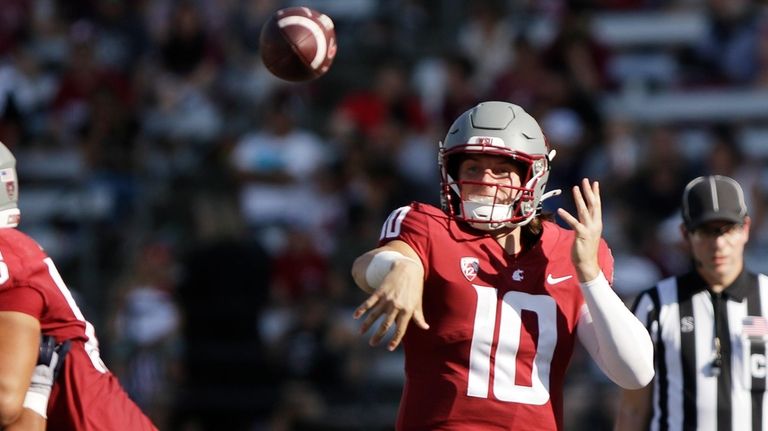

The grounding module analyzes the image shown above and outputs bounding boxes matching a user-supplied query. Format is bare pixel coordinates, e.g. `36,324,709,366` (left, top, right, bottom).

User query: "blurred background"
1,0,768,429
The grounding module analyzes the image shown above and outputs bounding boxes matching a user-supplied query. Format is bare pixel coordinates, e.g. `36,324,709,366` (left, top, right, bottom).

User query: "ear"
680,223,690,241
743,216,751,241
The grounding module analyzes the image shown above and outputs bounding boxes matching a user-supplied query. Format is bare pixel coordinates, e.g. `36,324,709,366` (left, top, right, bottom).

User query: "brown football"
259,7,337,82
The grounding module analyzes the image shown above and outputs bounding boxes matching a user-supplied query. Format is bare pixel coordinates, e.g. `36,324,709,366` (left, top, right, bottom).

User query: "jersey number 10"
467,286,557,405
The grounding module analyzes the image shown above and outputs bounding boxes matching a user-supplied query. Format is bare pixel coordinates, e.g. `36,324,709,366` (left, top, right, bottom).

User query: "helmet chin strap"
450,177,530,231
0,208,20,228
540,189,562,203
464,199,513,231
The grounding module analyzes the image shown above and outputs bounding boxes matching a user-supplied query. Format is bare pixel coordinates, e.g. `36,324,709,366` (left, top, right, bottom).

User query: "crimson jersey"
379,203,614,431
0,228,157,431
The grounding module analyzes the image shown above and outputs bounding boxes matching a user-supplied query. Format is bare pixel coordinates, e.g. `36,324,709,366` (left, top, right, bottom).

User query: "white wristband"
365,250,419,289
23,390,49,419
579,271,609,290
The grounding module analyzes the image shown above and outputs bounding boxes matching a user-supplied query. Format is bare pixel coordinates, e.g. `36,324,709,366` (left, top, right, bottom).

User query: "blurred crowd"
1,0,768,430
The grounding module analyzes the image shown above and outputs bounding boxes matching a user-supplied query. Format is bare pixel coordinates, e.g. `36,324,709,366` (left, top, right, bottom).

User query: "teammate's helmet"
439,101,554,230
0,142,19,228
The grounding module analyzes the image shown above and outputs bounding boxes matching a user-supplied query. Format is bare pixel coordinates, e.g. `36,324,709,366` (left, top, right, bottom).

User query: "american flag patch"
742,316,768,339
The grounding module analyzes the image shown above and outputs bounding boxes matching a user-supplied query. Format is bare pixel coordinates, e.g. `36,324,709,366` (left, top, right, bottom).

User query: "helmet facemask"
441,144,550,230
438,102,557,231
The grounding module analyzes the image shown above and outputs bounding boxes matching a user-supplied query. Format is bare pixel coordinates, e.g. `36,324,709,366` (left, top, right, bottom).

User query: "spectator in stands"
330,60,427,141
687,0,762,86
230,91,329,237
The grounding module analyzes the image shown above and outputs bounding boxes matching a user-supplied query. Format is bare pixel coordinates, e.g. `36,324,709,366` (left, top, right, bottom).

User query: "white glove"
23,336,70,419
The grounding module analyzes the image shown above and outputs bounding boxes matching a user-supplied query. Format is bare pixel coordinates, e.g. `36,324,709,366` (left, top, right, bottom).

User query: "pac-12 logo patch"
461,257,479,282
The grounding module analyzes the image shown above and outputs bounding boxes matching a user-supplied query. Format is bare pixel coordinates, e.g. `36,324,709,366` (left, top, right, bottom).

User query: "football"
259,7,337,82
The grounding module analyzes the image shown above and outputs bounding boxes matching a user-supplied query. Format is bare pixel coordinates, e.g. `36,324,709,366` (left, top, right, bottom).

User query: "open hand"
556,178,602,282
353,259,429,351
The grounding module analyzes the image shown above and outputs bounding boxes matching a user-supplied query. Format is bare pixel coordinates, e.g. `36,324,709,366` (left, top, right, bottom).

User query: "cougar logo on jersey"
680,316,695,333
512,268,524,281
461,257,479,282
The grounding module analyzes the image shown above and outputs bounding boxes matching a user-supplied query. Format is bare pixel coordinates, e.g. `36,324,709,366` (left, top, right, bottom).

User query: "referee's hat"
682,175,748,230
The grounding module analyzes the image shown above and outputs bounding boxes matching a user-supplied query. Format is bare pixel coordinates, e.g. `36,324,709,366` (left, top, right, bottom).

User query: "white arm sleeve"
576,272,655,389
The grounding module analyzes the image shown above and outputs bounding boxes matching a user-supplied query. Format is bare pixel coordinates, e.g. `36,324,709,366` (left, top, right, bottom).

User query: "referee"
615,175,768,431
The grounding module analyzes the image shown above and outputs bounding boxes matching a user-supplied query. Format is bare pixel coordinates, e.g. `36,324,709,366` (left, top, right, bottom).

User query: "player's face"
687,219,750,284
457,155,523,205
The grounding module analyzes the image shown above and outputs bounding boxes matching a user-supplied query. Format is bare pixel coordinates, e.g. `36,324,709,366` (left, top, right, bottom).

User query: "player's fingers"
370,309,398,346
353,292,382,319
412,308,430,330
557,207,581,230
592,181,602,210
359,301,386,334
388,311,413,351
572,185,588,220
580,178,594,206
580,178,601,215
557,208,585,236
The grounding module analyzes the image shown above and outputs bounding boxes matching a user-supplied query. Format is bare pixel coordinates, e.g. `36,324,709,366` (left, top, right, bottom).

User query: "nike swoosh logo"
547,274,573,285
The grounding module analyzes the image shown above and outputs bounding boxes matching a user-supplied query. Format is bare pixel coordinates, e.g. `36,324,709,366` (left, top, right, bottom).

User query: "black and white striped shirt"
632,270,768,431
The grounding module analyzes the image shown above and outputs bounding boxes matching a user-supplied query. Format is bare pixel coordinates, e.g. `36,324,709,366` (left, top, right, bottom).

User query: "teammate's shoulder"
0,228,45,255
0,227,31,245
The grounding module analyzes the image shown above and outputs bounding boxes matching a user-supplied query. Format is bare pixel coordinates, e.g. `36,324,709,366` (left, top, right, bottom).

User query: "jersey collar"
682,268,756,301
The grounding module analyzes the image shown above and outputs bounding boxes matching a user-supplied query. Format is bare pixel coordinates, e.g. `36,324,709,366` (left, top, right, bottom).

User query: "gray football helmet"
439,101,557,230
0,142,19,228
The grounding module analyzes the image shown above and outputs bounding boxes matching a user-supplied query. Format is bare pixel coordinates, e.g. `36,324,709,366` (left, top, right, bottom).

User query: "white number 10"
467,285,557,405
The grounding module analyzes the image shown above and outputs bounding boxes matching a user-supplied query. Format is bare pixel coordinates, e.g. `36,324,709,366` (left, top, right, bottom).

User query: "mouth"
466,195,495,204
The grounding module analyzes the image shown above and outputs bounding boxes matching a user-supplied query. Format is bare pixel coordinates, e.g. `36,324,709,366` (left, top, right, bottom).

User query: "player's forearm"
0,393,23,427
351,243,423,293
579,272,655,389
573,259,600,284
351,251,377,294
4,408,46,431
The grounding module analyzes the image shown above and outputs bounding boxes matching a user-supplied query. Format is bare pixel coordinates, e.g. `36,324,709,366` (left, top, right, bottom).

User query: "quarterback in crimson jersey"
384,203,613,430
351,102,654,430
0,142,156,430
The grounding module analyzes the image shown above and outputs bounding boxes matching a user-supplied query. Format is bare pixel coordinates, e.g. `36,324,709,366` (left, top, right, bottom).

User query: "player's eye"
462,164,481,176
491,166,513,176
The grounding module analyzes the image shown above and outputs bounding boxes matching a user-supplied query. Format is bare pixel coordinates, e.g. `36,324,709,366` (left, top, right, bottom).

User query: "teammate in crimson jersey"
351,101,655,430
0,142,157,430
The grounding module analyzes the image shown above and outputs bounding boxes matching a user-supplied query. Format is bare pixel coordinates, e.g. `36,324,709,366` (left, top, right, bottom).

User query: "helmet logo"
5,182,14,201
460,257,479,282
467,136,504,148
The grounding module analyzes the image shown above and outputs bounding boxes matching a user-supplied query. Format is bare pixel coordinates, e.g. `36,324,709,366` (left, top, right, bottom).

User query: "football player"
0,142,157,430
351,101,655,430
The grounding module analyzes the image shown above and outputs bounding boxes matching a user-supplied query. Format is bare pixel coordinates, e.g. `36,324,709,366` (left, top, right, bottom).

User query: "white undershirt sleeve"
576,271,655,389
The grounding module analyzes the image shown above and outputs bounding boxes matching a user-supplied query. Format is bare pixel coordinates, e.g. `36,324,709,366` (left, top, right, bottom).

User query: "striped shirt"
632,270,768,431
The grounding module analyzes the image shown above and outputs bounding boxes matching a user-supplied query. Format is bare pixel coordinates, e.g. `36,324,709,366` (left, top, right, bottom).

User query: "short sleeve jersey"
379,203,614,431
0,228,157,431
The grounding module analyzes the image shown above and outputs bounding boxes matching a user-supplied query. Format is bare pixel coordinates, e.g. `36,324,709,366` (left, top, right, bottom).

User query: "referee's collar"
682,268,754,301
